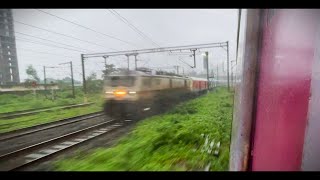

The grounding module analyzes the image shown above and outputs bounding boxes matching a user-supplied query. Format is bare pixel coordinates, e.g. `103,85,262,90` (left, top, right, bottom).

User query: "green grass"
0,90,86,114
55,88,234,171
0,92,105,133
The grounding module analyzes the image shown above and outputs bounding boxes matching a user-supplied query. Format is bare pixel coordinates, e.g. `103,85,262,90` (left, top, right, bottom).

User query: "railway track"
0,103,79,117
0,94,203,171
0,119,131,171
0,111,104,141
0,103,94,119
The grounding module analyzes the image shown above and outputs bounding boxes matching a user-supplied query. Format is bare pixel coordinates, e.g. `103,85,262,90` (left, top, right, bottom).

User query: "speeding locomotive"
103,68,209,119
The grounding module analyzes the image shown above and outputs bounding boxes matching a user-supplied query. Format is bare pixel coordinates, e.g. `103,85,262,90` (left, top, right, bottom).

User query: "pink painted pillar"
251,9,320,170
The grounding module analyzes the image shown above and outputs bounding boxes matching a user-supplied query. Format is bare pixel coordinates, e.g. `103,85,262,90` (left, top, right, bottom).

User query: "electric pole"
126,54,130,70
174,66,179,75
43,66,46,91
70,61,75,98
43,66,57,89
81,54,86,94
103,56,108,67
191,49,197,68
205,52,209,92
134,54,138,70
216,64,219,87
227,41,230,91
223,61,225,72
59,61,75,98
43,66,58,100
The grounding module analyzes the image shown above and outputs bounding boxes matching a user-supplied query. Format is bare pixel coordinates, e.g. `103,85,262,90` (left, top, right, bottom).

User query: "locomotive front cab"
104,75,139,102
103,74,141,119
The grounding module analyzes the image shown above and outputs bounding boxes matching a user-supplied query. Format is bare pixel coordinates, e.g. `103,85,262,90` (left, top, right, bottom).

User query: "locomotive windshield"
104,76,136,87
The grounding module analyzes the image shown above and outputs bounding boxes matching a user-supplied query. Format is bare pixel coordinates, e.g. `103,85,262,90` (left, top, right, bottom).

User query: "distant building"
0,9,20,85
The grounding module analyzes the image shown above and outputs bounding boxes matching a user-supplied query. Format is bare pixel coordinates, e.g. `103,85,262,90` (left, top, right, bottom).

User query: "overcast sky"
12,9,238,81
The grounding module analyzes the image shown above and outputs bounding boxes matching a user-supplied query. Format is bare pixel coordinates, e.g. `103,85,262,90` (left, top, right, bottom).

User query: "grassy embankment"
0,90,104,133
55,88,233,171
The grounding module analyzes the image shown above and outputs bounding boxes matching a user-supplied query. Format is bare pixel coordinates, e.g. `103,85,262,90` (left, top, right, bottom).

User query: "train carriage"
103,70,208,119
190,77,209,93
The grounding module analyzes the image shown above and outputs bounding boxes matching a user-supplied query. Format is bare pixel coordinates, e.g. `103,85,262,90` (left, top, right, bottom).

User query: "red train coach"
190,77,208,93
230,9,320,171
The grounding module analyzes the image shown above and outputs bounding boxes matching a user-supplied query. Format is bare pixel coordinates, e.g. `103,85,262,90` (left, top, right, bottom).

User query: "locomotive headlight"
114,91,127,95
105,91,113,94
128,91,136,94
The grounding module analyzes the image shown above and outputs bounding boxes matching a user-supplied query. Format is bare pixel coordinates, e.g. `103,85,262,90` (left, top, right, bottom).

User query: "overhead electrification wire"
36,9,138,48
14,20,117,51
18,48,74,58
16,37,85,53
177,56,194,68
15,31,93,52
108,9,161,48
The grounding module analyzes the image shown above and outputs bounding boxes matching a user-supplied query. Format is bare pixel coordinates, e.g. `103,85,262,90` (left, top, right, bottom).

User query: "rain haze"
13,9,238,82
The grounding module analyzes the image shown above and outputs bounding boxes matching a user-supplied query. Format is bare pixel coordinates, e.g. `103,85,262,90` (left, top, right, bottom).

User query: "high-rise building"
0,9,20,85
